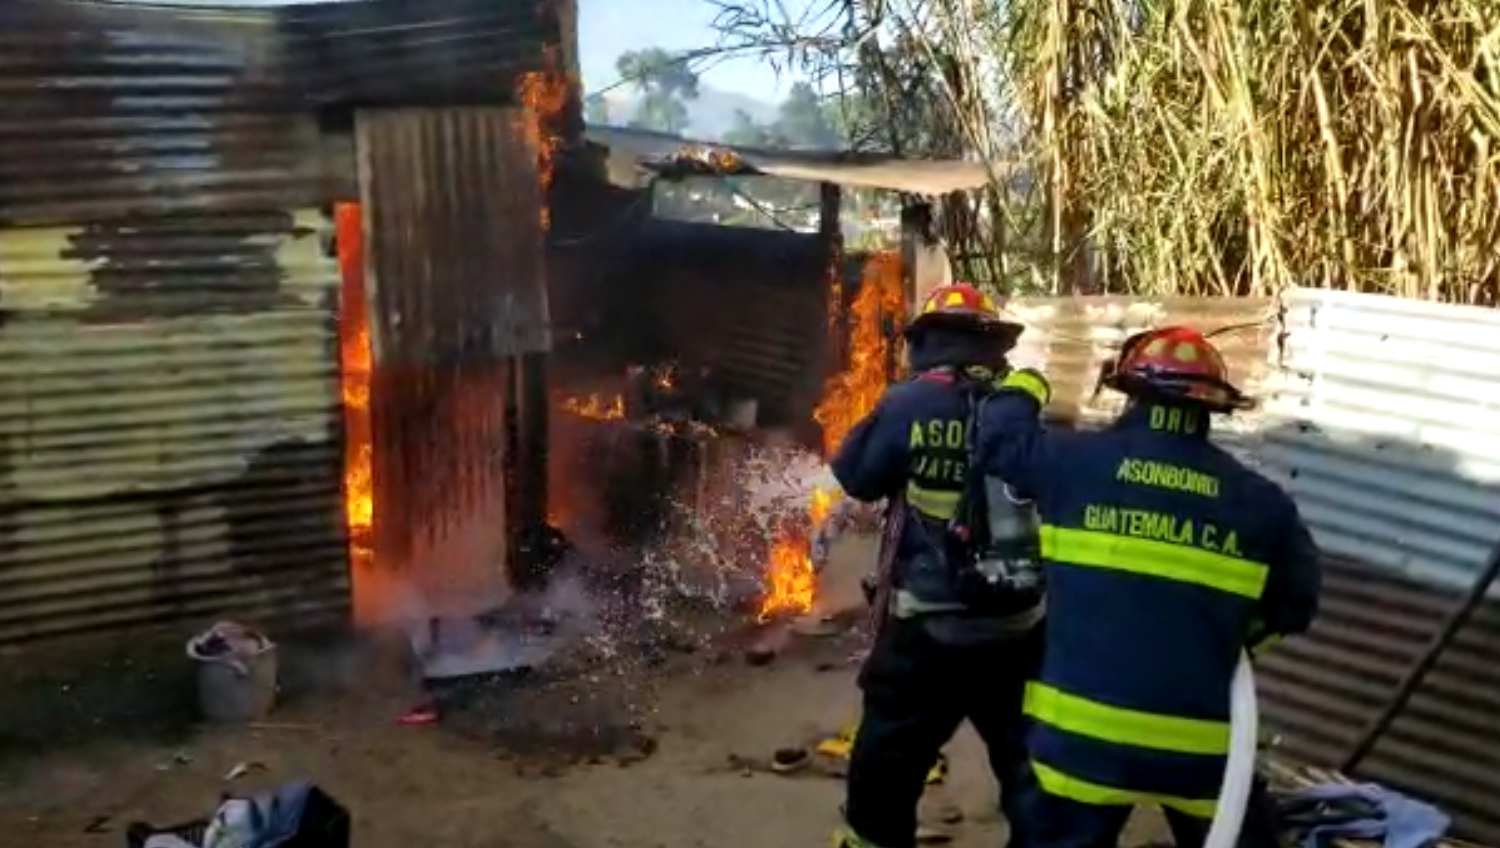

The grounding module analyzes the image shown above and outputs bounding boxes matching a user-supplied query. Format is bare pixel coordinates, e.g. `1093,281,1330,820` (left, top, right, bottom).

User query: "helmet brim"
903,313,1025,349
1103,372,1254,413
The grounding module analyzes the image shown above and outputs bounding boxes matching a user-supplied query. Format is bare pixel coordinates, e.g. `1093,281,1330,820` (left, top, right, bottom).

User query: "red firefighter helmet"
1103,326,1252,412
904,283,1023,347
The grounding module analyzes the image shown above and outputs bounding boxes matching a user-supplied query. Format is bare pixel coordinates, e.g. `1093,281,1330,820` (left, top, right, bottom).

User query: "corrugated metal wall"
626,221,829,428
1251,288,1500,843
354,108,546,616
1258,288,1500,590
1256,558,1500,843
0,2,346,642
286,0,570,108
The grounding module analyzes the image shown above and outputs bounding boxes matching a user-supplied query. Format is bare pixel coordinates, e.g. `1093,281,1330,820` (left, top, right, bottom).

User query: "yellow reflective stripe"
1000,370,1051,405
1040,525,1268,598
1031,761,1218,818
906,483,960,519
1025,682,1230,755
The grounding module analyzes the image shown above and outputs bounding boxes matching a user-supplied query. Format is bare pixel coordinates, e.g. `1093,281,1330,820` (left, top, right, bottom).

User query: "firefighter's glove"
997,368,1052,408
811,527,832,572
1245,618,1282,659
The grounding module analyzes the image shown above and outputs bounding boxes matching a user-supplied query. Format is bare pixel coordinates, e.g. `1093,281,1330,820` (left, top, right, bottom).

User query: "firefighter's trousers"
844,615,1043,848
1011,764,1283,848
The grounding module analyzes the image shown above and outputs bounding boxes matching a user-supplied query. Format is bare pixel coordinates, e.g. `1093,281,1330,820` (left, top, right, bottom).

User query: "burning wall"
333,106,552,629
540,211,834,611
550,220,831,430
816,251,906,456
336,203,379,625
541,246,906,624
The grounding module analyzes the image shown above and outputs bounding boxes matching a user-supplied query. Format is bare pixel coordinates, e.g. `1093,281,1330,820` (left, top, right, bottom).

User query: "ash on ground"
419,554,760,769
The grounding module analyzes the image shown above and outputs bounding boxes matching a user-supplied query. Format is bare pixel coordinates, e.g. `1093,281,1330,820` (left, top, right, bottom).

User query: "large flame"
757,250,904,621
816,251,905,456
518,44,569,233
336,202,378,624
521,46,577,535
760,532,818,621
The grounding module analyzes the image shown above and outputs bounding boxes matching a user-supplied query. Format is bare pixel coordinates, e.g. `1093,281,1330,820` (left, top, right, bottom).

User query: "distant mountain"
592,85,779,140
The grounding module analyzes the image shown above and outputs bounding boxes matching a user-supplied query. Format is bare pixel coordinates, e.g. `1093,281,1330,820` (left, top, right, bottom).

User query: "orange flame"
757,251,903,622
816,250,905,457
653,363,677,391
560,393,625,420
336,202,378,624
518,45,570,232
759,530,818,621
810,486,837,526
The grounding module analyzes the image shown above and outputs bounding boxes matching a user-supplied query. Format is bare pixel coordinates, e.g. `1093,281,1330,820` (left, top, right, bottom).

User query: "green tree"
583,93,611,125
774,82,840,148
615,48,700,135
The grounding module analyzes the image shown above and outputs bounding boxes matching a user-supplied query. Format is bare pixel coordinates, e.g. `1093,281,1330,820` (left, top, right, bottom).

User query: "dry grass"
713,0,1499,301
1005,0,1500,299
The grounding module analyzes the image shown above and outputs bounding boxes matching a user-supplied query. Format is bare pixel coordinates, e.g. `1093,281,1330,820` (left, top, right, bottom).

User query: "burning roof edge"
585,124,1000,196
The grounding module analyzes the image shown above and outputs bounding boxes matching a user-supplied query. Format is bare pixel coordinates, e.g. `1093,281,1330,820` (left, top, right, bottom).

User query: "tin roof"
585,124,1000,195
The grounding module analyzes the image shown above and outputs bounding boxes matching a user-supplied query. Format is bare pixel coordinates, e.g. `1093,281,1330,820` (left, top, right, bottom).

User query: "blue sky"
578,0,809,98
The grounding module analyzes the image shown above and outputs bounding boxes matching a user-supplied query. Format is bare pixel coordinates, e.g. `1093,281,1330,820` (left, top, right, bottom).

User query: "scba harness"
915,368,1045,616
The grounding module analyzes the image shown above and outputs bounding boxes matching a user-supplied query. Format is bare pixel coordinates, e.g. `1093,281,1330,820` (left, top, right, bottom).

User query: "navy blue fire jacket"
830,372,973,560
829,369,1048,626
974,375,1321,816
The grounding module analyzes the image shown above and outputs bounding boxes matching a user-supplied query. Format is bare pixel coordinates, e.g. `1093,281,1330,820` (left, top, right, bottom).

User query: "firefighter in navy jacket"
830,283,1045,848
976,326,1322,848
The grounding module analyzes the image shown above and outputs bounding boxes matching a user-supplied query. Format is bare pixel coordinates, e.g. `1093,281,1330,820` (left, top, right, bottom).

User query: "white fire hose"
1206,652,1259,848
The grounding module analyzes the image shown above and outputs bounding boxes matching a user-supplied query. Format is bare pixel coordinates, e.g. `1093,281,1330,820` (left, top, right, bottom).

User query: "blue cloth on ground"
205,780,313,848
252,780,313,848
1286,782,1450,848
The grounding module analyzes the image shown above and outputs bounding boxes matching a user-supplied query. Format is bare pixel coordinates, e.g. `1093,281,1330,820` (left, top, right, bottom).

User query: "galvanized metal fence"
1259,288,1500,591
1013,288,1500,843
1254,288,1500,843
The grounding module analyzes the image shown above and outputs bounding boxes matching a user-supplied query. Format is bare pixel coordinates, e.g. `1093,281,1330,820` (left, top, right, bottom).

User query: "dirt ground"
0,538,1165,848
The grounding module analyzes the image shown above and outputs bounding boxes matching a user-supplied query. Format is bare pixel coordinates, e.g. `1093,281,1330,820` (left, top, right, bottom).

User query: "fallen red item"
397,703,439,726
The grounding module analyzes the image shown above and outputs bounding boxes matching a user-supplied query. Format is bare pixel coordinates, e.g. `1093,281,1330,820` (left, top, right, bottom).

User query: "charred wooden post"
512,352,554,589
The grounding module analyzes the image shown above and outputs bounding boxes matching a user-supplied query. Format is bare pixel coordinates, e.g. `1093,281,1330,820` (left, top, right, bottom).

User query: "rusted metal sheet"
363,359,513,617
0,2,347,643
355,108,540,612
1258,558,1500,843
0,0,579,645
0,0,576,228
629,222,829,427
0,211,346,644
1259,288,1500,591
356,108,548,360
677,280,828,424
286,0,568,108
0,0,322,227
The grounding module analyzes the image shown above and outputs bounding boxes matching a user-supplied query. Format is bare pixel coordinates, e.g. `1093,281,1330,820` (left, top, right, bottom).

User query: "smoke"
409,431,840,680
410,566,601,679
636,441,835,610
